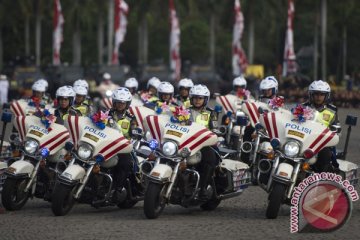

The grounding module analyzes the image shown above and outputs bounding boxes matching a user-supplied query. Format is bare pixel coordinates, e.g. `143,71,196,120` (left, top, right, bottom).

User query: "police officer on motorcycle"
124,78,139,96
107,87,138,198
73,85,91,116
188,84,218,199
54,86,81,124
259,76,279,103
145,82,178,110
175,78,194,108
30,80,50,107
303,80,341,172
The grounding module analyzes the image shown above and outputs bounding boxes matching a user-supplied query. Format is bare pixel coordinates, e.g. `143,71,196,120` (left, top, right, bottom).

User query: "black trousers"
113,153,133,190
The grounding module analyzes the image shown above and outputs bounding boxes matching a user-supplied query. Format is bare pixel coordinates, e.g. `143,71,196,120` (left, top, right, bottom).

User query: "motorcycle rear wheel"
1,178,30,211
144,182,166,219
51,183,76,216
266,183,287,219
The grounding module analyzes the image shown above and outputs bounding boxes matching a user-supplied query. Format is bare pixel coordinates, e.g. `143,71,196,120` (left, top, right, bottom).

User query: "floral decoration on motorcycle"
155,102,173,114
90,110,109,130
268,96,285,110
236,88,251,99
170,106,191,125
291,104,314,123
39,109,56,130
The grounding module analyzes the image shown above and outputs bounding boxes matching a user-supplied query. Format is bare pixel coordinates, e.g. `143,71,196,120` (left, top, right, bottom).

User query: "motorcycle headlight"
77,143,93,160
24,139,39,154
162,141,177,156
284,141,300,157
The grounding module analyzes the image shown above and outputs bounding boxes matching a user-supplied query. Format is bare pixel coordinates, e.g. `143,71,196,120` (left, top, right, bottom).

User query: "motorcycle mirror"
345,115,357,126
1,110,12,123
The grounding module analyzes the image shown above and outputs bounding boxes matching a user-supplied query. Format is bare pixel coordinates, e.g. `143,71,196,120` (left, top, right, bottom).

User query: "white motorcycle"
256,107,358,219
1,114,69,210
142,114,250,219
51,115,140,216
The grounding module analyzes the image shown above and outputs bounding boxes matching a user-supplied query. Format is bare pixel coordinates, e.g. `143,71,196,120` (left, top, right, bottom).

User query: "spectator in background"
0,75,9,106
96,72,120,98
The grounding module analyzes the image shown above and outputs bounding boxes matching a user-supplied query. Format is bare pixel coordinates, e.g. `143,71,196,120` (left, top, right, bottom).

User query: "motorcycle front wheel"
1,178,30,210
51,183,76,216
143,182,166,219
266,183,287,219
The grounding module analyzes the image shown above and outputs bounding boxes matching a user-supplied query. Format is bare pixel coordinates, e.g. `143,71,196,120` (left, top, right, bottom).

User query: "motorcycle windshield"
66,116,132,161
144,115,217,156
259,109,339,155
11,99,53,117
15,115,69,155
129,106,157,130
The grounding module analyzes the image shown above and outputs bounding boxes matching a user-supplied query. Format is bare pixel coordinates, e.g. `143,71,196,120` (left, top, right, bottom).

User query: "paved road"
0,107,359,240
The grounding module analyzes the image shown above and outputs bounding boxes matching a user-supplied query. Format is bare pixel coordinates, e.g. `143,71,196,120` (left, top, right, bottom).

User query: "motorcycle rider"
175,78,194,108
188,84,218,199
54,86,81,124
97,72,119,98
140,77,161,104
29,80,50,107
73,85,91,116
145,81,178,110
73,79,92,105
107,87,138,199
303,80,341,172
259,76,279,104
124,78,139,96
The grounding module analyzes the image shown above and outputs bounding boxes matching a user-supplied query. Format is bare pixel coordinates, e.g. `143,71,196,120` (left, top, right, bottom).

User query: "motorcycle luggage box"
220,159,250,191
337,159,359,186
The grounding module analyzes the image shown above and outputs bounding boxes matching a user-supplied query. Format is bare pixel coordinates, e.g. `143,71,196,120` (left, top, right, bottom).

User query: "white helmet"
178,78,194,89
103,72,111,80
124,78,139,90
233,76,247,88
157,82,174,97
56,86,76,105
147,77,161,89
36,79,49,90
309,80,331,102
73,79,89,90
259,76,278,95
189,84,210,107
112,87,132,108
32,80,47,92
73,85,88,96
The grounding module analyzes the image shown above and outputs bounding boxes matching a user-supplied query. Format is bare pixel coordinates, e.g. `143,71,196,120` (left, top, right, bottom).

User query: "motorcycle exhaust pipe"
241,141,253,153
258,159,272,173
140,161,154,175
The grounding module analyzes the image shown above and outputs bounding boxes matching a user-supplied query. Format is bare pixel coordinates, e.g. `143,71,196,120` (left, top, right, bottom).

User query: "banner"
169,0,181,81
53,0,64,66
112,0,129,65
232,0,248,76
283,0,297,76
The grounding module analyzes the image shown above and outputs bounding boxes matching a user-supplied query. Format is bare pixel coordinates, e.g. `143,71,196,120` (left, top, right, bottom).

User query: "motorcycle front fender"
6,160,34,177
58,164,86,185
147,164,173,183
272,163,293,184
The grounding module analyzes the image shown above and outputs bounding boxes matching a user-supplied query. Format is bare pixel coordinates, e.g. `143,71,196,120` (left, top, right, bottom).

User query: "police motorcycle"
51,113,149,216
241,98,279,184
215,93,248,154
256,105,358,219
1,109,69,210
141,110,251,219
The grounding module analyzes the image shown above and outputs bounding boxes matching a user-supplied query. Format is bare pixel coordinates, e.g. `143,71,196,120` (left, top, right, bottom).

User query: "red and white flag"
283,0,297,76
53,0,64,66
169,0,181,81
112,0,129,65
232,0,248,76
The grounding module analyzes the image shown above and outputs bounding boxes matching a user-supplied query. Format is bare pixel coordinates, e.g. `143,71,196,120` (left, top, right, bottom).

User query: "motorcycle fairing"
260,109,339,155
216,94,241,114
66,116,132,161
14,115,69,155
242,100,270,127
143,115,218,156
10,99,53,117
129,106,157,130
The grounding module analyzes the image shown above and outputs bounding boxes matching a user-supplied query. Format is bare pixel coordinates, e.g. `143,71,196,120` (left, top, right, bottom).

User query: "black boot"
198,165,215,200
